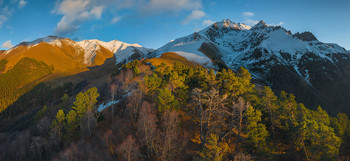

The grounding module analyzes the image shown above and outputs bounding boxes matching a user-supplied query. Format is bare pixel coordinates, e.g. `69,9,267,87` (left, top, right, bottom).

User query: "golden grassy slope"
0,39,116,79
146,52,194,67
93,45,114,66
0,41,87,75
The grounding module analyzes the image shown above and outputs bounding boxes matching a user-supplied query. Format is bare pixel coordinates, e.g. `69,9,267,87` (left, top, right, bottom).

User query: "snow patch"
98,100,120,112
174,51,213,65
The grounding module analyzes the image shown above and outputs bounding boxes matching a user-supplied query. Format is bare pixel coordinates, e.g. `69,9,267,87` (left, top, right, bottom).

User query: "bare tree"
117,135,140,161
81,110,96,138
126,90,143,125
110,83,117,121
156,110,182,161
190,88,227,147
137,101,158,158
222,97,250,159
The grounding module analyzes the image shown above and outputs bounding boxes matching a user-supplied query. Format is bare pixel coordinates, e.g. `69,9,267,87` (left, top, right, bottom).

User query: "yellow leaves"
196,133,229,161
56,109,65,123
191,132,202,145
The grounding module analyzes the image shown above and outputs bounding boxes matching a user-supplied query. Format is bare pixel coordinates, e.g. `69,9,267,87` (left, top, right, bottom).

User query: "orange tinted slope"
146,52,194,67
1,42,87,74
93,45,114,66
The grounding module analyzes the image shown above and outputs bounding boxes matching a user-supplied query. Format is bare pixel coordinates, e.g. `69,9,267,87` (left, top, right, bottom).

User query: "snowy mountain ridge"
3,36,153,65
76,39,153,65
151,19,349,81
150,19,350,114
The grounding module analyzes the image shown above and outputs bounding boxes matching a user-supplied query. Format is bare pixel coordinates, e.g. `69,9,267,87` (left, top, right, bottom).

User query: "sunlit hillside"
146,52,196,67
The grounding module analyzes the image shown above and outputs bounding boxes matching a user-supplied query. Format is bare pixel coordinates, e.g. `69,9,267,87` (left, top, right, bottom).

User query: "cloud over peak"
18,0,27,9
143,0,202,14
0,6,13,27
243,19,259,26
111,17,121,24
1,40,14,49
202,19,214,26
52,0,203,35
53,0,104,35
242,11,254,17
182,10,205,24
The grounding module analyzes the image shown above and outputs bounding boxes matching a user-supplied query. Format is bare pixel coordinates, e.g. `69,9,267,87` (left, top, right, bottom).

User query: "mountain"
0,36,152,76
150,19,350,114
0,36,152,112
77,39,153,66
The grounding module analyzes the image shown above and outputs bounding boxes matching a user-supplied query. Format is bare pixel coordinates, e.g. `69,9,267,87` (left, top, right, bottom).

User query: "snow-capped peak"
77,39,153,65
238,23,252,30
19,36,65,47
252,20,269,30
213,19,252,30
152,19,350,85
77,39,143,54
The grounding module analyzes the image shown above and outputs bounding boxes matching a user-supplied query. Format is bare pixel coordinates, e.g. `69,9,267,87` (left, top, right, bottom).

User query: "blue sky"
0,0,349,50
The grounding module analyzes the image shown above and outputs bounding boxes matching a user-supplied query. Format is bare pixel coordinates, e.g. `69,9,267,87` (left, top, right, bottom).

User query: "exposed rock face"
293,32,318,41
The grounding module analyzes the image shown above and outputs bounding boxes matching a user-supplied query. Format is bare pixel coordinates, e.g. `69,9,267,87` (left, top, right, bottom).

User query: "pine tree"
65,110,79,140
244,105,269,154
260,86,278,136
157,88,179,112
197,133,229,161
169,71,186,91
237,67,255,95
217,69,239,97
305,120,341,160
312,106,330,126
34,105,48,122
59,93,70,109
144,73,162,95
73,92,88,118
52,109,65,139
84,87,99,112
73,87,99,118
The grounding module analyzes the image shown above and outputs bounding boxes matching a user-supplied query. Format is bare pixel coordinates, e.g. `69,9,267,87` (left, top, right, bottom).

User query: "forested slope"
0,59,349,161
0,57,54,112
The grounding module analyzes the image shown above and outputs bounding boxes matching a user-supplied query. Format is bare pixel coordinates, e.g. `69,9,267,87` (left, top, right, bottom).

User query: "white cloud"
242,11,254,17
53,0,203,35
53,0,105,35
143,0,202,14
18,0,27,9
268,21,284,26
0,15,7,27
111,17,121,24
243,19,259,26
0,6,13,27
276,21,284,26
182,10,205,25
202,19,214,26
1,40,14,49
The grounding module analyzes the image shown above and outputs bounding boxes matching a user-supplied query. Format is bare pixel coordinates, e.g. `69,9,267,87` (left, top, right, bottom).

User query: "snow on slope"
174,51,212,65
21,36,63,46
77,39,153,65
2,36,153,66
3,36,67,55
152,19,349,84
153,33,215,66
